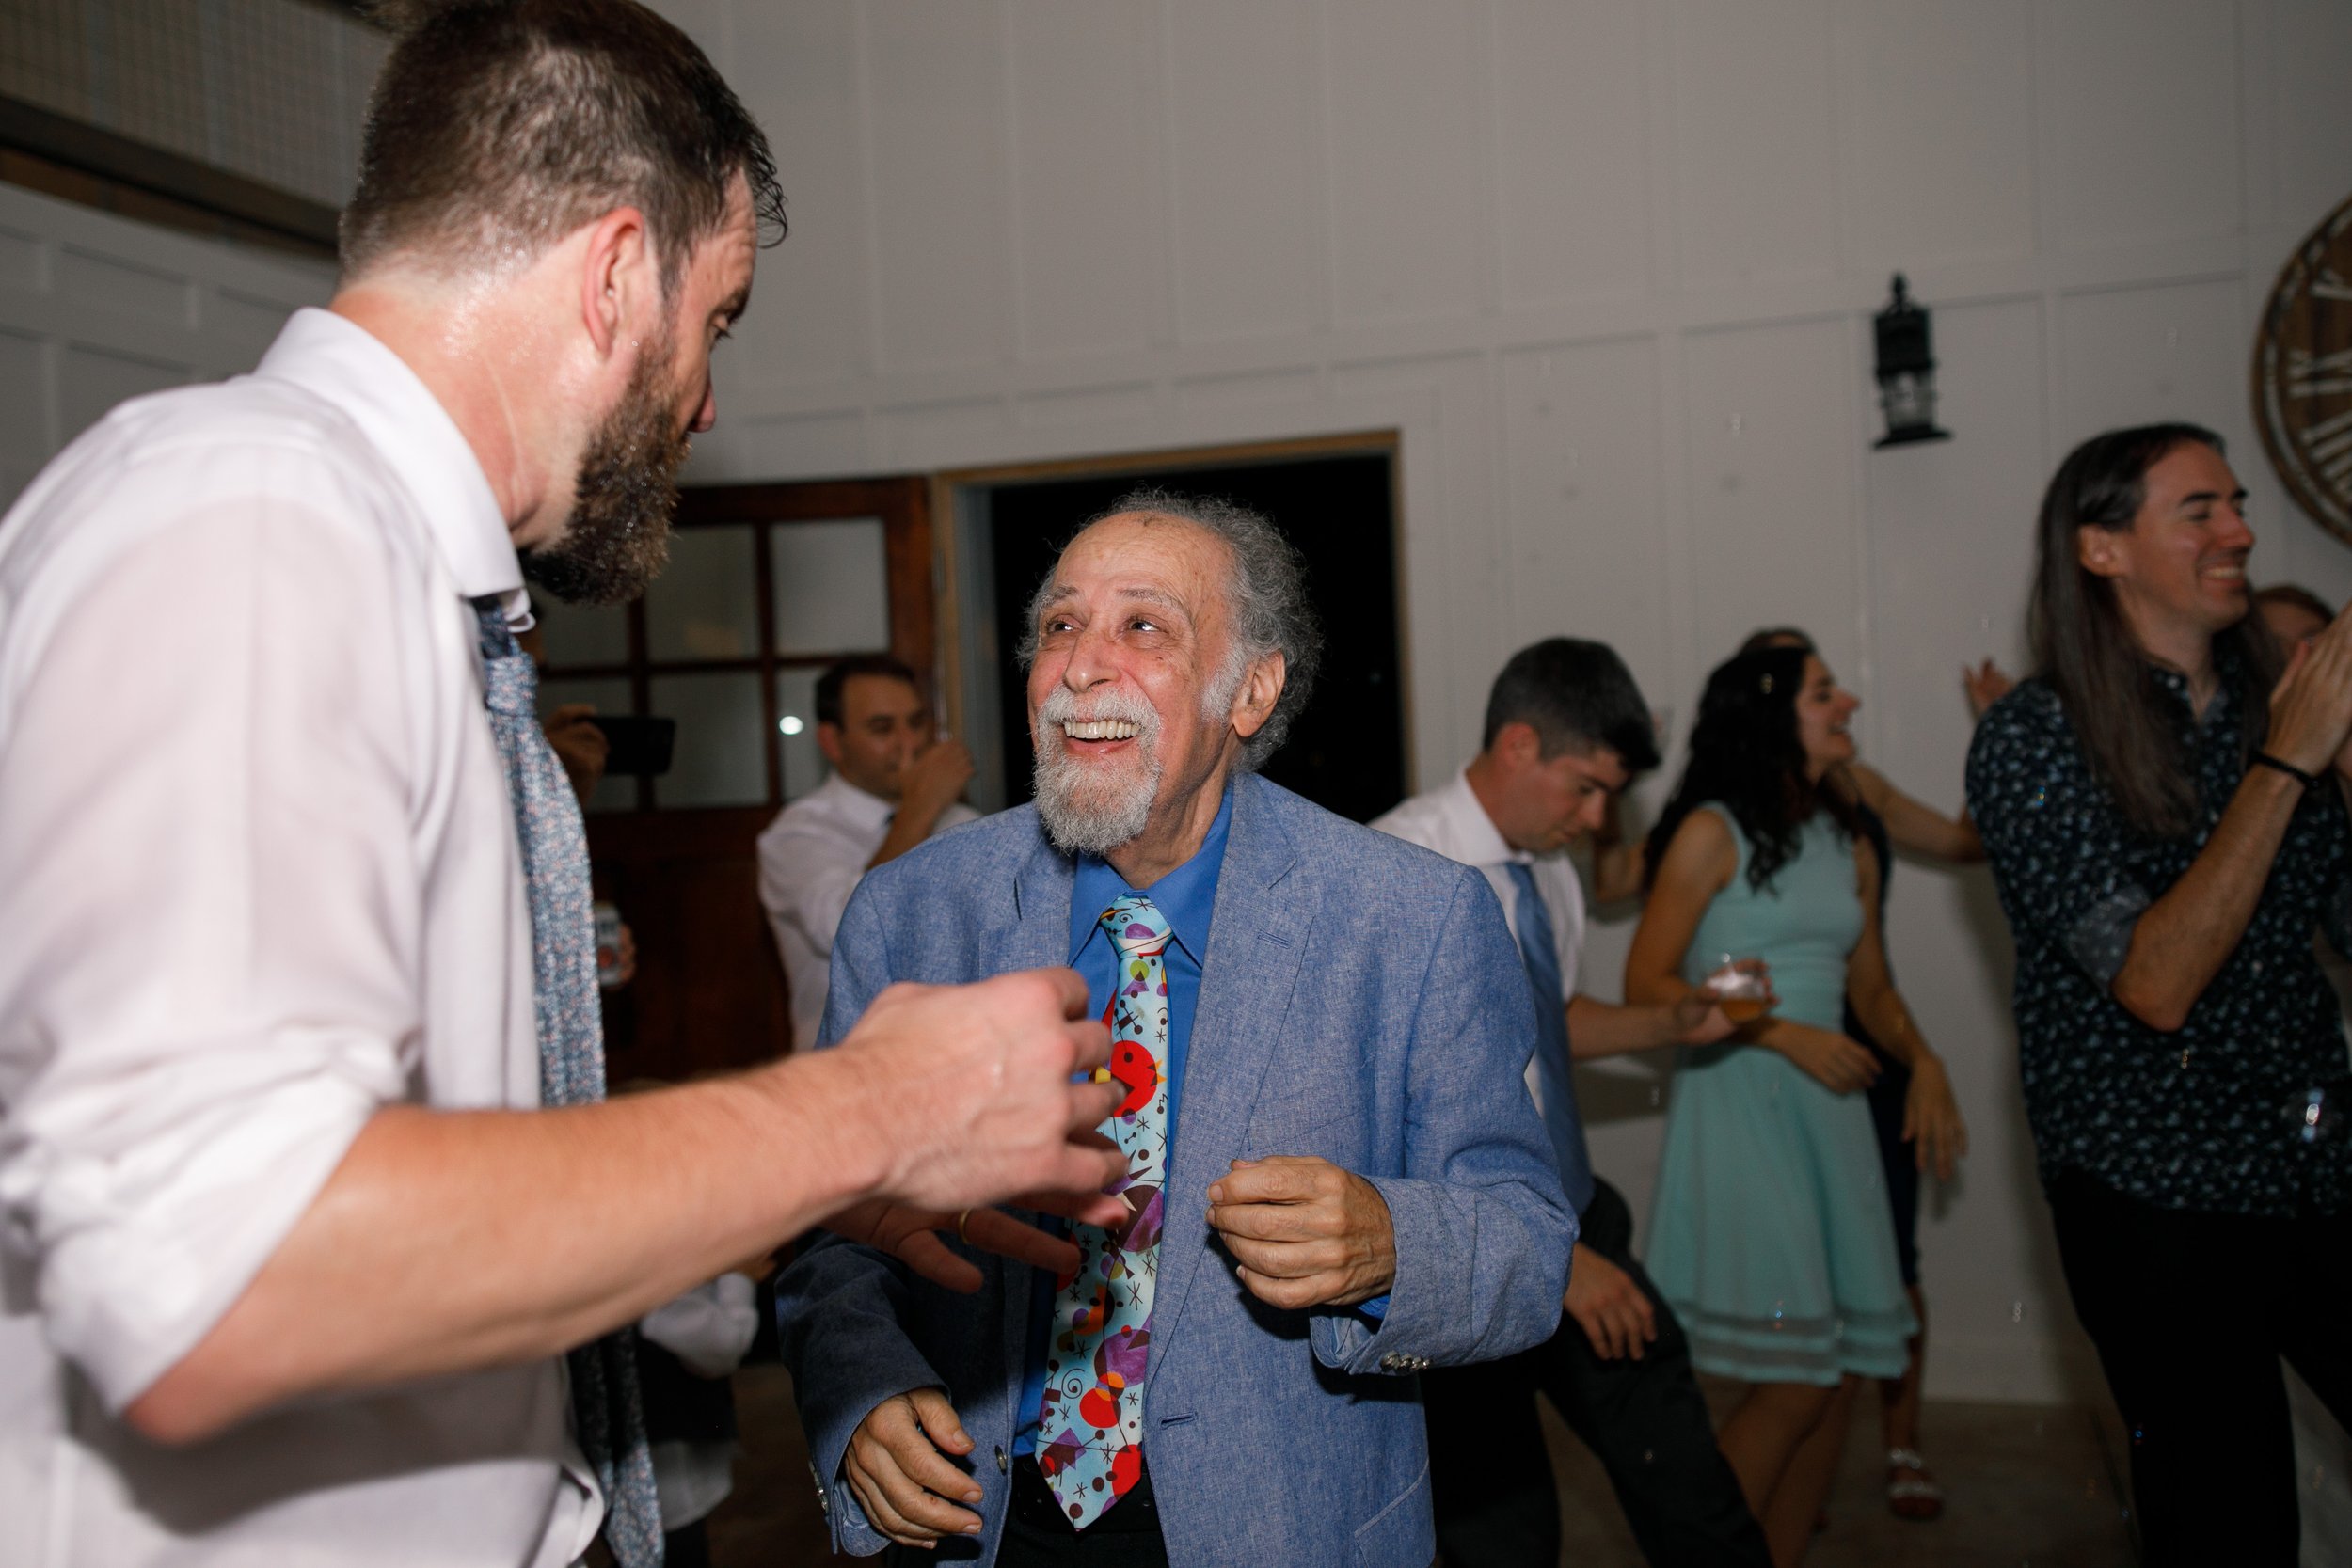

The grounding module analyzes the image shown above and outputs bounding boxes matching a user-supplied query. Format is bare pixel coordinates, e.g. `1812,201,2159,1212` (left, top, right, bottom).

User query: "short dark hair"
1737,626,1814,657
343,0,786,292
816,655,921,729
1481,638,1660,774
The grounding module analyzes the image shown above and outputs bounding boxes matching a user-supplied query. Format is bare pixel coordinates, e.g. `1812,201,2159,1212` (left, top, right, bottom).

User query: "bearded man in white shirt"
1372,637,1772,1568
759,655,979,1052
0,4,1125,1565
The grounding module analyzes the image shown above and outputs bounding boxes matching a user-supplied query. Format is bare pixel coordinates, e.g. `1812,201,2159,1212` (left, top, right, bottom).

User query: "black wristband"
2252,750,2321,790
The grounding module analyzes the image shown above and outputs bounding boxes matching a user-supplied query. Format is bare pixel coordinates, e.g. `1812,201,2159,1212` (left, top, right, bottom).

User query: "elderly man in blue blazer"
776,491,1572,1568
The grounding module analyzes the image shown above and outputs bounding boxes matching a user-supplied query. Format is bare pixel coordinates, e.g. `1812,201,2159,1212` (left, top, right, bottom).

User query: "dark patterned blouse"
1966,658,2351,1216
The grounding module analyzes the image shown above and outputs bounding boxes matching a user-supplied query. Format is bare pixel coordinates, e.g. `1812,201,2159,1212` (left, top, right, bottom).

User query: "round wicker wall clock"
2255,189,2352,546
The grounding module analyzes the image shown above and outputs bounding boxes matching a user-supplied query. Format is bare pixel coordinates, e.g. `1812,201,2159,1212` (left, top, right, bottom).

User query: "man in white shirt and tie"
0,4,1123,1564
1373,637,1772,1568
759,655,979,1052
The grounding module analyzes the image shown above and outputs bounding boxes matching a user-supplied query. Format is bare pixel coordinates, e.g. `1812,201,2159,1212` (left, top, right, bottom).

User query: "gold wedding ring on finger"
955,1209,973,1243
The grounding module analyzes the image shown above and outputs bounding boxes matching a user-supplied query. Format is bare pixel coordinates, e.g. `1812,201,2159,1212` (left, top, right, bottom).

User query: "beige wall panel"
2274,0,2352,234
1164,0,1322,344
2056,277,2251,456
60,345,184,437
1174,368,1322,413
60,248,189,328
864,2,1014,372
2041,0,2238,252
1681,318,1861,678
1832,0,2035,275
1670,0,1836,289
1491,0,1651,307
1016,383,1161,427
1008,0,1166,361
1325,0,1487,326
707,410,870,482
732,0,877,391
1499,336,1668,692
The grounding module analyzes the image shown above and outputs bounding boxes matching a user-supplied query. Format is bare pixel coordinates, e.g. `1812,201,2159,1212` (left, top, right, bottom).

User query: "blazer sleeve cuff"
808,1349,948,1556
1309,1174,1475,1377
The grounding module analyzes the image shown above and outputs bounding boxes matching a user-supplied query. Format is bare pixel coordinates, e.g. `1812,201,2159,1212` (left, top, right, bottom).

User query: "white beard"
1032,686,1162,857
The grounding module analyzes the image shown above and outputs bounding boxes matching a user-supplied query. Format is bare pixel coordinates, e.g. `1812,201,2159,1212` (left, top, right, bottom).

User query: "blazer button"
995,1446,1009,1473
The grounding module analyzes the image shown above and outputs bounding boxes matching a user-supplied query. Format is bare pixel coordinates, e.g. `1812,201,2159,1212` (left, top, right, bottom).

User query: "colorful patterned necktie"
475,600,665,1568
1036,894,1171,1528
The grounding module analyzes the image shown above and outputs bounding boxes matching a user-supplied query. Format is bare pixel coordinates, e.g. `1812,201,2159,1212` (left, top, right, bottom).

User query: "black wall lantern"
1872,274,1950,448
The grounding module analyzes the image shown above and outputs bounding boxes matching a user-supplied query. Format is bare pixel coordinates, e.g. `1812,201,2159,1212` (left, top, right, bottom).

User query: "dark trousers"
1425,1180,1770,1568
991,1453,1169,1568
2048,1168,2352,1567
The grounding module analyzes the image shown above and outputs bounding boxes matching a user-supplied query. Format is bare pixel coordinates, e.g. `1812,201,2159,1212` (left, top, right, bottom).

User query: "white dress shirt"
1372,768,1586,1108
0,309,597,1566
755,772,976,1052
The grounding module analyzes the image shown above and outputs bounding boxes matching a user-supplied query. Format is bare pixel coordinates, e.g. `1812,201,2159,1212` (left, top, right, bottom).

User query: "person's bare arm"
1847,839,1966,1179
1848,763,1982,863
1622,810,1736,1015
1565,990,1741,1058
866,740,977,871
2107,628,2352,1032
127,972,1124,1445
1586,796,1646,905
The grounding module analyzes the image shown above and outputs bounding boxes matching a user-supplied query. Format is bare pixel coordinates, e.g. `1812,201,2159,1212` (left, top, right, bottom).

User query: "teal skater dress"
1645,806,1916,1386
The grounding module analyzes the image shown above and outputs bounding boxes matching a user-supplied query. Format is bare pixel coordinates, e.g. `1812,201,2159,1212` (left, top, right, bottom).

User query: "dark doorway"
978,449,1404,823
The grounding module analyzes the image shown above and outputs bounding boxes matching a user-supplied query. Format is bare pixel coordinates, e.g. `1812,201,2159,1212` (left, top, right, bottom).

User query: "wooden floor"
700,1364,2141,1566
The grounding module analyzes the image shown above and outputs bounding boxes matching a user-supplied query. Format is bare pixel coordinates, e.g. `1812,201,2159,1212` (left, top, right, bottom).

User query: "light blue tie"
476,599,664,1568
1504,862,1596,1216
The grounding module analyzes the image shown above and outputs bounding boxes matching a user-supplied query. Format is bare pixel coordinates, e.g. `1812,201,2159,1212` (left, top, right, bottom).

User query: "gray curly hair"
1016,488,1323,772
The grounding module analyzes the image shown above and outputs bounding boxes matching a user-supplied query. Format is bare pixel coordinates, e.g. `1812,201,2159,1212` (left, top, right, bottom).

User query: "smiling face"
1025,513,1279,864
1791,654,1860,780
2079,441,2252,657
820,673,931,802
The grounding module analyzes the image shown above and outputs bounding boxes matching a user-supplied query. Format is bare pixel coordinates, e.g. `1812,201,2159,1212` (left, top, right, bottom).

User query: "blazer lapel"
1146,774,1315,1405
1000,825,1075,974
996,826,1073,1418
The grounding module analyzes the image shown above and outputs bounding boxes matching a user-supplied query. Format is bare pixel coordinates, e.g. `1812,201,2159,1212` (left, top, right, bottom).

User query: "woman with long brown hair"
1629,646,1966,1567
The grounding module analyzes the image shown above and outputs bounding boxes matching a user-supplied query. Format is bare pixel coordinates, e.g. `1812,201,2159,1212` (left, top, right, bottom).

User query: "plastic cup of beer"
1705,955,1772,1023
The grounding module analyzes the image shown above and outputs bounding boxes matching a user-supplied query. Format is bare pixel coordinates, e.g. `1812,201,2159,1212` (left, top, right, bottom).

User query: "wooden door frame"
578,474,935,1081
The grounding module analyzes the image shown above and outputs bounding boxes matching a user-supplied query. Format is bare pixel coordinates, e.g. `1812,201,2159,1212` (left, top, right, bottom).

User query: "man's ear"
2076,524,2128,580
578,205,659,361
1493,720,1542,768
1227,652,1287,740
816,722,846,769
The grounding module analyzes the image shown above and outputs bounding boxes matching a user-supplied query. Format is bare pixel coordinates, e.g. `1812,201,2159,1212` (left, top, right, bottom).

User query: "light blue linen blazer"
775,772,1572,1567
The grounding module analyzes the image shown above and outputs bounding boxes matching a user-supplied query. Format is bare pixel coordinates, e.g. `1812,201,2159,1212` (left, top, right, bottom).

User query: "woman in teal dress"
1627,645,1967,1568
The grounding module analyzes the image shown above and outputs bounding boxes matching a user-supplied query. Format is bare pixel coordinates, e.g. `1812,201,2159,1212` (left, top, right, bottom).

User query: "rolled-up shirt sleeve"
1966,688,2153,987
0,482,420,1410
757,820,866,965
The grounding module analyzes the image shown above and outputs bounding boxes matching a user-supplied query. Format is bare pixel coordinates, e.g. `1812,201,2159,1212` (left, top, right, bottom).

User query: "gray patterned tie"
475,598,664,1568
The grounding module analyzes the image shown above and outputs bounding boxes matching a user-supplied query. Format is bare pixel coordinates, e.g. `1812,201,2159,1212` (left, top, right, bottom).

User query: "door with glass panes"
532,477,935,1084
